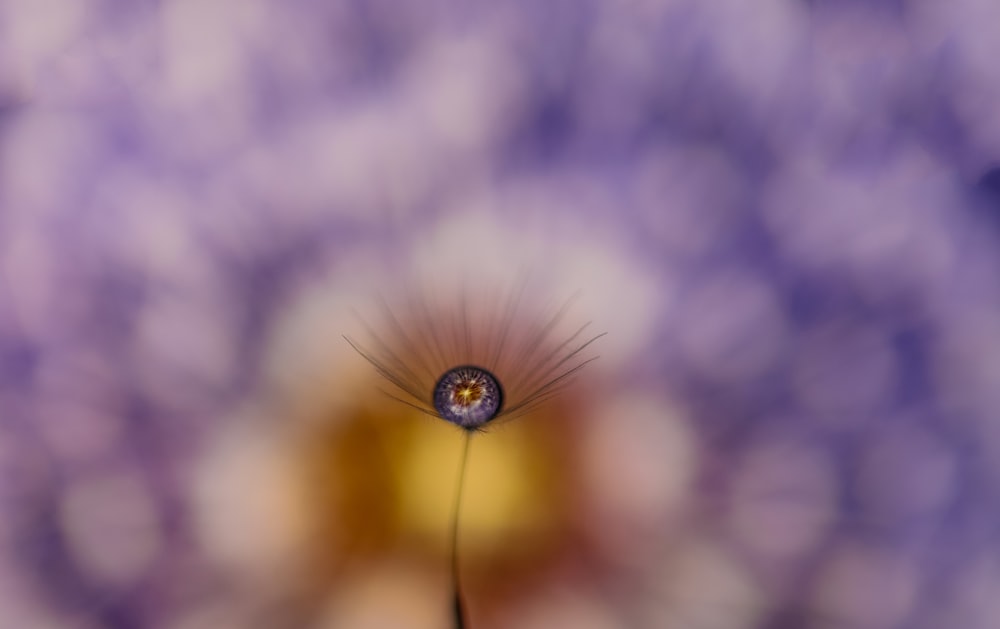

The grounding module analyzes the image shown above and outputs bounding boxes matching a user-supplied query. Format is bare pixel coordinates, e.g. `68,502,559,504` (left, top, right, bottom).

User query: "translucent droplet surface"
433,366,503,428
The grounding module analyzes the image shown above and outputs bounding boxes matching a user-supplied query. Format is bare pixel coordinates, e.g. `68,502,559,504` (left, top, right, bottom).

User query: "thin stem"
450,431,472,629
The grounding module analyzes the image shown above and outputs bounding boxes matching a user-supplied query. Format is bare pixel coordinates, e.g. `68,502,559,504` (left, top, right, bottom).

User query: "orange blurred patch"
287,381,598,619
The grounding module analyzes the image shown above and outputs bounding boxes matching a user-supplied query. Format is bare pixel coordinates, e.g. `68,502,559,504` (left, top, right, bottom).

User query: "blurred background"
3,0,1000,627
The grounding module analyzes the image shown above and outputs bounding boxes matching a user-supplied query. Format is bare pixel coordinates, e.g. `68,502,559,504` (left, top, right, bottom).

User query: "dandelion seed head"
344,275,604,430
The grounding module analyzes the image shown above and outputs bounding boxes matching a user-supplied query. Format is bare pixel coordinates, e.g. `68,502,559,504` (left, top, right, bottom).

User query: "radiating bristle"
345,284,603,430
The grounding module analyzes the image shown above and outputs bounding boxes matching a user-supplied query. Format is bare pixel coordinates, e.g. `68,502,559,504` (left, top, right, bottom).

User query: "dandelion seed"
345,283,603,627
344,287,604,431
